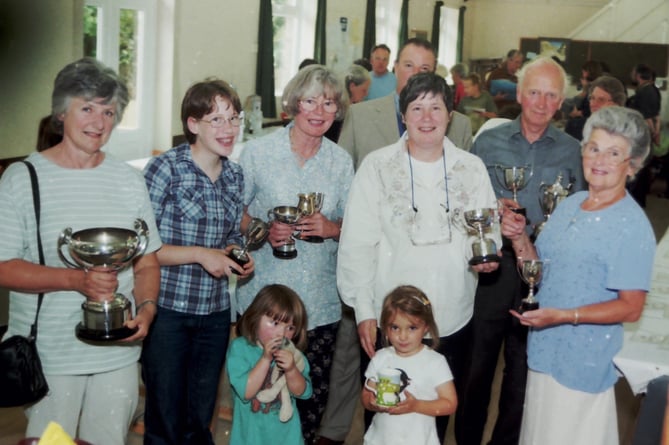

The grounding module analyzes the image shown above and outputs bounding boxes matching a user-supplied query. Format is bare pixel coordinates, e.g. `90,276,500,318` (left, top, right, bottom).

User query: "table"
614,227,669,394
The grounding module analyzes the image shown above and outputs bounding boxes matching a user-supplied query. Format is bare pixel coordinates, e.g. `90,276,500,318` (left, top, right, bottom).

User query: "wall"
0,0,83,160
2,0,666,159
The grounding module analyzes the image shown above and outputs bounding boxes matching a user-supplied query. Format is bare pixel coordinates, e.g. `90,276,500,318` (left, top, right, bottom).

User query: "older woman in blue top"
238,64,354,442
501,106,656,445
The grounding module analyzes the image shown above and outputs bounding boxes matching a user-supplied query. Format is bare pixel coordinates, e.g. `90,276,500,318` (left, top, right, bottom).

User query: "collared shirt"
470,118,586,233
143,143,244,315
238,124,354,330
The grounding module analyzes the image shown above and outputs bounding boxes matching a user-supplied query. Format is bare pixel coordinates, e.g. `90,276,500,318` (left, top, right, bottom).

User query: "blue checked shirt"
143,144,244,315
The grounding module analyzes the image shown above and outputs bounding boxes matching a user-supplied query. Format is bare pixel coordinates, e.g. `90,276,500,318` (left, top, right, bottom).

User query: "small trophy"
58,219,149,342
534,173,572,237
464,208,501,265
296,192,325,243
517,258,543,313
229,218,269,274
495,165,532,217
267,206,301,259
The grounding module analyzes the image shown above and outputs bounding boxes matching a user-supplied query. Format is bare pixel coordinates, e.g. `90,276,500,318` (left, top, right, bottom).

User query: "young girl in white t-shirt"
362,285,457,445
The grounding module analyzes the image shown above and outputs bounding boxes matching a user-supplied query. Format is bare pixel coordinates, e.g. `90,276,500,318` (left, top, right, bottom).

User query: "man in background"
366,44,396,100
486,49,524,110
339,38,472,169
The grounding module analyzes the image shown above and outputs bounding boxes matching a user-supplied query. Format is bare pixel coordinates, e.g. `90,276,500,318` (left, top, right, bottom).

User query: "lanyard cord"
407,146,450,214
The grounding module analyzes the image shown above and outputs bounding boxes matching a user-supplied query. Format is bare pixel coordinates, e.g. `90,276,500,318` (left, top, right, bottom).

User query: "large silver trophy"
464,208,501,265
534,173,572,237
296,192,325,243
267,206,301,259
58,219,149,341
229,218,269,273
517,258,544,313
495,165,532,217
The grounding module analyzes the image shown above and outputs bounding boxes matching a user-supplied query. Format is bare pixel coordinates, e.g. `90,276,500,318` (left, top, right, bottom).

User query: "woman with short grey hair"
501,105,656,445
238,64,354,442
588,75,627,112
0,57,161,444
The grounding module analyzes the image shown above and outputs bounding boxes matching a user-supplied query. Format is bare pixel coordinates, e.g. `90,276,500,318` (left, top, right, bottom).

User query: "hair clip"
410,295,430,307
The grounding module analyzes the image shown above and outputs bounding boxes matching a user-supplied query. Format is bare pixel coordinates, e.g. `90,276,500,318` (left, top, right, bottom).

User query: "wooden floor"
0,188,667,445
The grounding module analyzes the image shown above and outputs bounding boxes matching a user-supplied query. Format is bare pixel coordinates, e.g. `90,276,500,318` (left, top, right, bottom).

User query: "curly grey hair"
582,106,651,171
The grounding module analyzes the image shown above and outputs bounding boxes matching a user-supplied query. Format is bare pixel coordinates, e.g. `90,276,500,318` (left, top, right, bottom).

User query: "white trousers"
25,363,139,445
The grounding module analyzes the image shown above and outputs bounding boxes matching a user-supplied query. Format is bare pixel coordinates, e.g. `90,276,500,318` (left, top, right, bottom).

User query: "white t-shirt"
364,346,453,445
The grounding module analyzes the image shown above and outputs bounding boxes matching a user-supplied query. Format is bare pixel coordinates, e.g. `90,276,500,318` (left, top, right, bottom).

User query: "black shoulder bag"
0,160,49,407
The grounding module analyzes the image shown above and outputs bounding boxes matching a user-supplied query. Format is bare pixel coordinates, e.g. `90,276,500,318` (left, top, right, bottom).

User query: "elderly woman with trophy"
337,72,500,438
0,58,161,444
238,64,354,442
501,106,656,445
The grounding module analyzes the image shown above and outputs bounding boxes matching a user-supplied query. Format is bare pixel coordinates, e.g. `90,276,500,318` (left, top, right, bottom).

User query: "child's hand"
273,348,296,372
387,390,417,415
262,336,284,360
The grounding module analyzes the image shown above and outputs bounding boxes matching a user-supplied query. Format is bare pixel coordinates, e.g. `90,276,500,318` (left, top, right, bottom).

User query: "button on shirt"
143,144,244,315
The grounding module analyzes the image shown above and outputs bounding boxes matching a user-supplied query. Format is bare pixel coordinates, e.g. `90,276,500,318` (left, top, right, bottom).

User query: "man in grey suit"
338,38,472,169
315,38,471,445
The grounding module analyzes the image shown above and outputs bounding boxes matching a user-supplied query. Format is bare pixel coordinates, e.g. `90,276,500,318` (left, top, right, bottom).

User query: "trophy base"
469,254,501,266
509,207,527,217
75,323,138,342
518,300,539,314
302,236,324,243
273,249,297,260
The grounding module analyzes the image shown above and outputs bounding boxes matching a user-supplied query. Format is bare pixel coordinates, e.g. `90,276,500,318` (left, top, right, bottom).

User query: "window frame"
84,0,157,161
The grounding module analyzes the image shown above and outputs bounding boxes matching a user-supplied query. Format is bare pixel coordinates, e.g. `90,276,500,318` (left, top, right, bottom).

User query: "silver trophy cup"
495,165,532,217
267,206,301,259
464,208,501,265
296,192,325,243
517,258,544,313
534,173,572,237
58,219,149,341
230,218,270,273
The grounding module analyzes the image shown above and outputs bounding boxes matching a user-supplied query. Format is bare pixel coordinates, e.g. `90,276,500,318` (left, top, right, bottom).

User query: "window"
84,0,156,160
438,6,460,84
375,0,402,59
272,0,316,95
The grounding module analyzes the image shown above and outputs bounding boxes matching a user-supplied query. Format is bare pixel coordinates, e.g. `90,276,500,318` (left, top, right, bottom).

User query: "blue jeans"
141,307,230,445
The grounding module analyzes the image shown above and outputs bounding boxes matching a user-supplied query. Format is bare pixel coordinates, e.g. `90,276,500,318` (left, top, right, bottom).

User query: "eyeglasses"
299,98,338,114
588,95,613,106
199,115,242,128
582,143,631,166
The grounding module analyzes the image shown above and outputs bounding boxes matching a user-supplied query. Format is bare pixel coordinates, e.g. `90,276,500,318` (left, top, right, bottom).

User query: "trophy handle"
57,227,81,269
133,219,149,257
267,209,275,221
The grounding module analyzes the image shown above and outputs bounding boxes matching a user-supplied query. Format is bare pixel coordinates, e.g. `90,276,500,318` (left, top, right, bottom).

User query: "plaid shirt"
144,144,244,315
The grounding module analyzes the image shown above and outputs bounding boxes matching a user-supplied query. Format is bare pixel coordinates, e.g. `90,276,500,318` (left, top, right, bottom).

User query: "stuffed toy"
255,339,305,422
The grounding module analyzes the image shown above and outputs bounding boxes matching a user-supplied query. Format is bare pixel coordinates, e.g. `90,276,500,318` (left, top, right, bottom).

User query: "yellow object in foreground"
38,422,76,445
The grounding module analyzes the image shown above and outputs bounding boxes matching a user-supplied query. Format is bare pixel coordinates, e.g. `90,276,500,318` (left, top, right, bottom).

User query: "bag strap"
22,160,45,341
